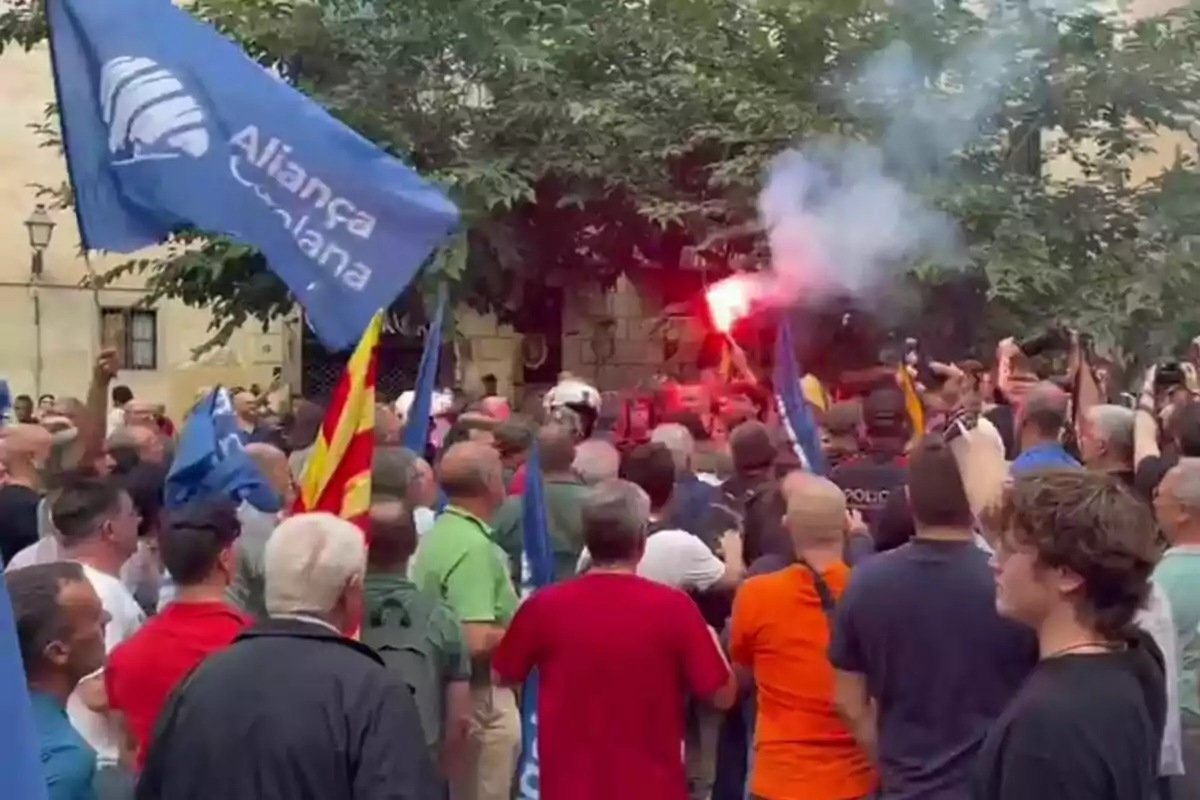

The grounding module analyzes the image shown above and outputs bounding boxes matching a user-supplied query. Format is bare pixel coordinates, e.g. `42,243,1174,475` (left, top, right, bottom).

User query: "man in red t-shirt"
106,500,251,768
493,479,736,800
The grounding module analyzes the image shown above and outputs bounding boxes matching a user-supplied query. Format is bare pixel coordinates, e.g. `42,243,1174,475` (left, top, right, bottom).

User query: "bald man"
479,396,511,423
742,471,874,577
124,400,158,430
228,443,292,619
782,472,850,552
1010,382,1082,475
412,442,520,800
0,424,52,565
728,472,877,800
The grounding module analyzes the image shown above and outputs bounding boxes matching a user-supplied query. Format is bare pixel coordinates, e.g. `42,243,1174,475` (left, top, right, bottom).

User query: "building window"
100,308,158,370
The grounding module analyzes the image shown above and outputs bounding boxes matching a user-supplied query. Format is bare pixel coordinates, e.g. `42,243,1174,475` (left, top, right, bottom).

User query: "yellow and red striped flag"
897,364,926,445
294,311,383,534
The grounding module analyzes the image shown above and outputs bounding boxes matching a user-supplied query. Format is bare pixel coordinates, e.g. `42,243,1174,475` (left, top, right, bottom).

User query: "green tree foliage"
3,0,1200,366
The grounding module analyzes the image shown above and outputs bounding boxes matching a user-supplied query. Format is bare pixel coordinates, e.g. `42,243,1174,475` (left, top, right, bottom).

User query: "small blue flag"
519,442,555,593
47,0,459,351
516,441,553,800
774,317,826,475
0,576,49,800
402,285,448,454
165,387,281,512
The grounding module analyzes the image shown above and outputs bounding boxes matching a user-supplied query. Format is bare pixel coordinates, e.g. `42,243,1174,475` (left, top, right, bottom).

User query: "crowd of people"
1,329,1198,800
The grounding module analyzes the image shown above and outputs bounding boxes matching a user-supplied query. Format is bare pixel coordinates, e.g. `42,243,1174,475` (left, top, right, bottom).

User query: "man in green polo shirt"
413,441,518,800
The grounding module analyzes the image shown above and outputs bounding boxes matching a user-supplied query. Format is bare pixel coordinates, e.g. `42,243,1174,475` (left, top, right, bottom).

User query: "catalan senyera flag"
898,364,926,444
294,310,383,532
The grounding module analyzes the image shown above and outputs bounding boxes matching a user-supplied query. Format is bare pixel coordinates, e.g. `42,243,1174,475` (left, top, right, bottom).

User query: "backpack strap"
796,559,836,620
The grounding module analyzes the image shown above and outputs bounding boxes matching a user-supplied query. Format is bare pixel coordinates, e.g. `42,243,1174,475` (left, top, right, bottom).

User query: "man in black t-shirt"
831,437,1036,800
1135,399,1200,500
972,470,1164,800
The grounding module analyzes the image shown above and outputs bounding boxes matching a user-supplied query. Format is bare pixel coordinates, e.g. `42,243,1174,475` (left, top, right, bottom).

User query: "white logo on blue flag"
101,56,209,163
48,0,460,351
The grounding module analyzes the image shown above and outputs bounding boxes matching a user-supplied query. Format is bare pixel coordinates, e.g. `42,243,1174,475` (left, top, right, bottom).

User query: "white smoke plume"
753,0,1085,306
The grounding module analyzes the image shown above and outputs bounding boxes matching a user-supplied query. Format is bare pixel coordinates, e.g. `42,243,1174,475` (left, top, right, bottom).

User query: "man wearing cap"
829,386,910,552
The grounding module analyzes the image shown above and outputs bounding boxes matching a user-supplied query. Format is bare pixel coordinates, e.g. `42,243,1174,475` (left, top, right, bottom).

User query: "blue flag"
165,387,281,512
774,317,826,475
402,285,448,454
47,0,460,351
516,442,553,800
0,577,48,800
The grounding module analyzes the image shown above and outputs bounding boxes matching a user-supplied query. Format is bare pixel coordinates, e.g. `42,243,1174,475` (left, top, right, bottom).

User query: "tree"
5,0,891,349
896,5,1200,369
3,0,1200,369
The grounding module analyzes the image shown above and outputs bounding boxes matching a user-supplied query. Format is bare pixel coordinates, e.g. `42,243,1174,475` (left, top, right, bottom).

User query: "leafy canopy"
3,0,1200,366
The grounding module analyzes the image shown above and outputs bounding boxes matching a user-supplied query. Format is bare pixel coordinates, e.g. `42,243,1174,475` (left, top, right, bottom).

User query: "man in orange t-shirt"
730,473,876,800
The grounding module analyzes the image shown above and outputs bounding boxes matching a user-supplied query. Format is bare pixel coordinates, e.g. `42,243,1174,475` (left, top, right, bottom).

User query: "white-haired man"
136,513,438,800
574,439,620,486
1079,404,1137,487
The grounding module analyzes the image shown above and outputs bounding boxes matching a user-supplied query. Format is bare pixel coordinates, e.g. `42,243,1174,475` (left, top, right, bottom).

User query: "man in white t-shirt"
49,475,144,797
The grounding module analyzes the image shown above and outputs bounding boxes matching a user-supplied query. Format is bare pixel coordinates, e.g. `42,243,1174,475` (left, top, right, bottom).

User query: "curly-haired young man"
973,469,1166,800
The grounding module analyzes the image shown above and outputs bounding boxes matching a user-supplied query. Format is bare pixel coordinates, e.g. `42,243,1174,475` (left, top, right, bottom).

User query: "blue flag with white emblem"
165,387,281,512
47,0,460,351
516,441,553,800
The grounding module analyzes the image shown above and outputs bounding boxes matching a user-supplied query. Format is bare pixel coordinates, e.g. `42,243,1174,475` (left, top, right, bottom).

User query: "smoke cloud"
753,0,1077,306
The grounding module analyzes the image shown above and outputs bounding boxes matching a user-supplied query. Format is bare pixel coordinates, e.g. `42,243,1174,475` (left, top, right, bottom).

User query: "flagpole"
44,0,96,258
44,0,104,360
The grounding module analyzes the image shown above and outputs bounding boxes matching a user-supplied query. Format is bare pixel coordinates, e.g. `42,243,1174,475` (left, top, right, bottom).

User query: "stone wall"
561,274,708,390
449,274,711,398
455,308,521,397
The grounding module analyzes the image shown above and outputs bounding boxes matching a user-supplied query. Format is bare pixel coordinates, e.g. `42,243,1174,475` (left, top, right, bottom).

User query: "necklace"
1044,640,1124,660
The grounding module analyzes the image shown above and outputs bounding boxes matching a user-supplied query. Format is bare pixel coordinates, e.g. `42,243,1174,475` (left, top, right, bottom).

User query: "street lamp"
24,203,55,278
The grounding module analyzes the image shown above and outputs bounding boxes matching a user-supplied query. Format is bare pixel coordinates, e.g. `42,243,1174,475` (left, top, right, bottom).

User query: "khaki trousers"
449,685,522,800
685,702,722,800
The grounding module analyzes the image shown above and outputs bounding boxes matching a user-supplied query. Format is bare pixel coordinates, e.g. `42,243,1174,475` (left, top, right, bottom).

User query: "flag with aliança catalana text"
294,310,383,532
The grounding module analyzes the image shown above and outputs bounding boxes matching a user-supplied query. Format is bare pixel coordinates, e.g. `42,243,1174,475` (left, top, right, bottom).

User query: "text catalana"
229,125,375,291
